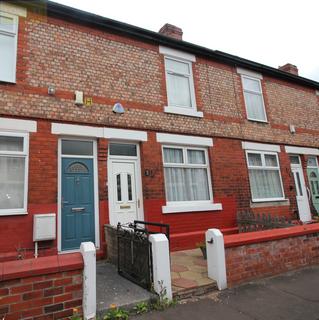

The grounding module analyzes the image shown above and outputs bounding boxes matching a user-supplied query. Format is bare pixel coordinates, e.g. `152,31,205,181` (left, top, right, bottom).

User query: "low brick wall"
224,224,319,286
104,224,118,265
0,253,83,319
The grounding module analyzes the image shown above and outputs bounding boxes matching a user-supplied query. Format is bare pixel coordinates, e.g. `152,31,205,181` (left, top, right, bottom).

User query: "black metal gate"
117,220,170,290
117,222,153,290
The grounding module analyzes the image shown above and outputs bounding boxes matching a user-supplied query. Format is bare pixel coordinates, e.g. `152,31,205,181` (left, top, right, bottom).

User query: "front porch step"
173,281,218,300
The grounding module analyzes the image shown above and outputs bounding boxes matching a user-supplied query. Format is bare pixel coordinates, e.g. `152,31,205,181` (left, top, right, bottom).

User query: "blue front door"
61,158,95,251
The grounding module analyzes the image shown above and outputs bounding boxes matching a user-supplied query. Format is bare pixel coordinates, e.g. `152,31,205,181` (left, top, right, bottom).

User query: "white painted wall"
149,234,172,301
206,229,227,290
80,242,96,320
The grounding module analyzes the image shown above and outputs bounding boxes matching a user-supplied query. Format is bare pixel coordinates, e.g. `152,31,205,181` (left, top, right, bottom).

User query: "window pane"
307,156,317,167
127,174,132,201
0,15,15,33
167,73,192,108
295,172,303,196
62,140,93,156
265,154,278,167
249,169,283,200
0,136,24,152
0,33,16,82
248,153,262,166
290,155,300,164
163,148,183,163
187,150,206,164
243,77,261,92
166,59,190,74
244,92,266,121
109,143,137,156
116,174,121,202
0,156,25,209
164,167,210,201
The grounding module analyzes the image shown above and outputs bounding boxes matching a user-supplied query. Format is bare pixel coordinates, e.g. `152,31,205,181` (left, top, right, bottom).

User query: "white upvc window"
164,57,196,109
246,151,285,202
160,46,203,118
0,11,18,83
241,75,267,122
163,145,213,203
0,132,29,215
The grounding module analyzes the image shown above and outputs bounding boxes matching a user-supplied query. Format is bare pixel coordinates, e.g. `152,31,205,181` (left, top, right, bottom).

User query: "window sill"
250,199,289,208
0,211,28,216
164,106,203,118
162,203,222,214
247,118,269,124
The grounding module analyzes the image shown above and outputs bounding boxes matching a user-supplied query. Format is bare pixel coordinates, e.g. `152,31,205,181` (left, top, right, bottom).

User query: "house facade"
0,0,319,260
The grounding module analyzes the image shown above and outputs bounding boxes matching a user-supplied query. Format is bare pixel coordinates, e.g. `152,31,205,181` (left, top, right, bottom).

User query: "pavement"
96,261,155,315
132,265,319,320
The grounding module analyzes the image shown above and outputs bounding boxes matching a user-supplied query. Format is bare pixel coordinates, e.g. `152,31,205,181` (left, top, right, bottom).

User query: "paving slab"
96,260,155,315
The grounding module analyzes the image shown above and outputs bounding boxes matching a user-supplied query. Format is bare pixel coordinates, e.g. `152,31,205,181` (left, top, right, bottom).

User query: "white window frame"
246,150,285,202
0,131,29,215
241,74,267,123
161,145,222,213
162,54,202,118
0,11,19,83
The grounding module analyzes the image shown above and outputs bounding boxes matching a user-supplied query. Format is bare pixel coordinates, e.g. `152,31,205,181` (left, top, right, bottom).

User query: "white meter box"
33,213,56,241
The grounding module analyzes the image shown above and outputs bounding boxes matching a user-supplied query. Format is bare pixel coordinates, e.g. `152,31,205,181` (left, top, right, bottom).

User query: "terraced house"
0,0,319,260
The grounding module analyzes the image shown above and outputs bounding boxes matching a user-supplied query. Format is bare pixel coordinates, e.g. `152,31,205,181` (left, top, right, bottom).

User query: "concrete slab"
96,260,155,315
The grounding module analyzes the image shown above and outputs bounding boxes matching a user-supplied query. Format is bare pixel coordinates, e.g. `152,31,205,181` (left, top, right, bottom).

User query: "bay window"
0,132,28,214
246,151,284,201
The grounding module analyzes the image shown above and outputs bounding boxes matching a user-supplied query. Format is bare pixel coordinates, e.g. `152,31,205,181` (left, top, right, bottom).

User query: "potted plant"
196,241,207,259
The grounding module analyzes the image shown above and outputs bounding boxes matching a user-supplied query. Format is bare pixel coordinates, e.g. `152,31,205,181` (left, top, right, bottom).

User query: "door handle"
71,207,85,212
306,187,311,200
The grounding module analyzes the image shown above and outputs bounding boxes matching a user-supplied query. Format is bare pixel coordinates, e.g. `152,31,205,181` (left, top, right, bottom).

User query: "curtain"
0,136,23,151
244,91,266,121
249,169,283,199
167,73,191,108
164,168,209,201
187,149,205,164
163,148,183,163
0,156,25,209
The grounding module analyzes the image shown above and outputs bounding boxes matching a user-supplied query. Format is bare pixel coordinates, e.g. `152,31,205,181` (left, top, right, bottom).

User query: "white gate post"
206,228,227,290
149,234,172,301
80,242,96,320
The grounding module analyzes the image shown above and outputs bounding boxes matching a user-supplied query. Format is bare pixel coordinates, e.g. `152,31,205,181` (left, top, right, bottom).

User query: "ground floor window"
246,151,284,201
0,132,28,214
162,146,212,203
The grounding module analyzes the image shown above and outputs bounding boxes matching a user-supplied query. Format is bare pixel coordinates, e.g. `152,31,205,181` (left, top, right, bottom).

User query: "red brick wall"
0,11,318,147
0,253,83,319
225,225,319,286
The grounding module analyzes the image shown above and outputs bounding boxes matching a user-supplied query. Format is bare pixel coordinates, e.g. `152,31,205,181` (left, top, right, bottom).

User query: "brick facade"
0,4,318,258
0,253,83,319
224,224,319,286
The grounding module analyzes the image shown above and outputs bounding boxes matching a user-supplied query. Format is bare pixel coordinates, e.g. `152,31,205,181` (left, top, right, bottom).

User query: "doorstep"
171,249,218,300
96,261,156,315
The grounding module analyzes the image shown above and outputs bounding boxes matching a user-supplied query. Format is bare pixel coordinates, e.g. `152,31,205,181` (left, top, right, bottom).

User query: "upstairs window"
165,57,195,109
242,75,267,122
160,46,202,118
0,12,18,83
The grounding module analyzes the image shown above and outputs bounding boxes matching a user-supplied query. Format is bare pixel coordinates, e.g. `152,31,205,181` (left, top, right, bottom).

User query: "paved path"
133,266,319,320
96,261,154,315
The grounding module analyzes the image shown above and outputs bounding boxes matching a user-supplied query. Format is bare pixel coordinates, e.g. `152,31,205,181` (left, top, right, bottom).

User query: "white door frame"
107,142,144,226
57,137,100,253
290,155,311,222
